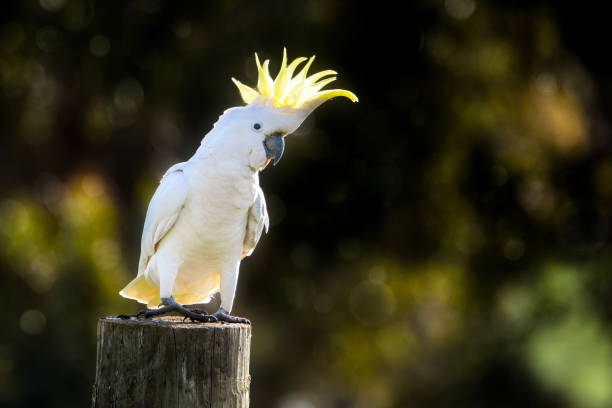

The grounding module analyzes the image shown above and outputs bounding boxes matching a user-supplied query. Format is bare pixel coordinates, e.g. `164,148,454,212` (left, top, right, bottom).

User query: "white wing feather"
137,162,189,275
242,186,269,257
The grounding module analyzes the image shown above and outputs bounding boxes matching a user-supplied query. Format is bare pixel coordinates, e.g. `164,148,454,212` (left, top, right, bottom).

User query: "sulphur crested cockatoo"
119,49,357,323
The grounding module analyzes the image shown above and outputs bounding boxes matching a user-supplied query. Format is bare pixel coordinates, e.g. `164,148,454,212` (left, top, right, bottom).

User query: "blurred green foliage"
1,0,612,407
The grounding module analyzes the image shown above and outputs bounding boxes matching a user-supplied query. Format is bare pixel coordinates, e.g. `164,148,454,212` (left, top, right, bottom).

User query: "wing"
137,162,189,275
242,186,269,258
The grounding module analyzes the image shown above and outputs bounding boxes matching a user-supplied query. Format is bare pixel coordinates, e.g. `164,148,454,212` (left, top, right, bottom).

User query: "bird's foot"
212,307,250,324
187,309,208,315
137,296,218,323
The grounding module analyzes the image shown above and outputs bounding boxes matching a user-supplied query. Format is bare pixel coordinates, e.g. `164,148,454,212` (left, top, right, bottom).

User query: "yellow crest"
231,48,358,108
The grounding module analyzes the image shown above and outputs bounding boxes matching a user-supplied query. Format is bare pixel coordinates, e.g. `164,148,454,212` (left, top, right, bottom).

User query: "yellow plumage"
120,273,220,308
231,48,358,108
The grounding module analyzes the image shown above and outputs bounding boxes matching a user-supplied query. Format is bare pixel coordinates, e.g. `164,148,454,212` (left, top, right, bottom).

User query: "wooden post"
91,316,251,408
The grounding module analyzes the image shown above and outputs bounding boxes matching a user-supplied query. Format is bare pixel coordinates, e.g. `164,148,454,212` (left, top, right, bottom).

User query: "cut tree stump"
91,316,251,408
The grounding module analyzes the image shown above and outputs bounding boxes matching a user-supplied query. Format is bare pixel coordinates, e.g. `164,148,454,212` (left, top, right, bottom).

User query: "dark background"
2,1,612,407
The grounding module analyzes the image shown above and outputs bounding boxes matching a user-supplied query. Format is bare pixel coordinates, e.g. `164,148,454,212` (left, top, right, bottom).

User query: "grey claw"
212,308,251,324
185,312,217,323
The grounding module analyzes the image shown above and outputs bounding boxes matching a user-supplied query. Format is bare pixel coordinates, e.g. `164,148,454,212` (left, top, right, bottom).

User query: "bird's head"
207,49,357,170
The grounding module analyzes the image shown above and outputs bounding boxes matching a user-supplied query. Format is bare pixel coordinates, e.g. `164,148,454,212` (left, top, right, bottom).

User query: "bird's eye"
253,122,263,131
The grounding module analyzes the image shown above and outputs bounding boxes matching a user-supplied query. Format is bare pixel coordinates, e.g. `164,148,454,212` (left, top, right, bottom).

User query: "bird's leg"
215,262,250,324
137,296,218,322
211,307,250,324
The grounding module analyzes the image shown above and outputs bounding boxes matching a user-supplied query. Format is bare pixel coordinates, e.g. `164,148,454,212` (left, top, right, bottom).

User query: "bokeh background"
2,0,612,407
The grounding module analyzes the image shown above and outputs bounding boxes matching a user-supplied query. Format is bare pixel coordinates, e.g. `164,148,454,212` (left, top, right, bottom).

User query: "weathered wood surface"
92,316,251,408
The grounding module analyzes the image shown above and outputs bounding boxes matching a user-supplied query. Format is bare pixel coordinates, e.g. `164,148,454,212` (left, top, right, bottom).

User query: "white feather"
243,186,269,258
137,162,189,277
120,102,292,312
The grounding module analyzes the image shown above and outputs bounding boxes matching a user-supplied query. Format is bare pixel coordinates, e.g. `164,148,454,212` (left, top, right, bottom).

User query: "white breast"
151,154,258,300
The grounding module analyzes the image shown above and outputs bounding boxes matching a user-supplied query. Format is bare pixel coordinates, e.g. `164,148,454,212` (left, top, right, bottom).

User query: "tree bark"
91,316,251,408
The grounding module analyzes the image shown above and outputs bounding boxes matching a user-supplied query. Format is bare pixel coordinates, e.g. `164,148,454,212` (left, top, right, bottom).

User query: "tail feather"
119,275,158,306
120,272,221,309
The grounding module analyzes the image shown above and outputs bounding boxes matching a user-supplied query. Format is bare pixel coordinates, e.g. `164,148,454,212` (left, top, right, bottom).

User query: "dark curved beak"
263,133,285,166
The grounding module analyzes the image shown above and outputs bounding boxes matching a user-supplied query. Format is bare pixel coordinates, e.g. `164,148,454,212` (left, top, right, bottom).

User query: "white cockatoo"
119,49,357,323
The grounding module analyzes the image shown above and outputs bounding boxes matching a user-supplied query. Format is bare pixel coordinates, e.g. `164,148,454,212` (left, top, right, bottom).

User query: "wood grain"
91,316,251,408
